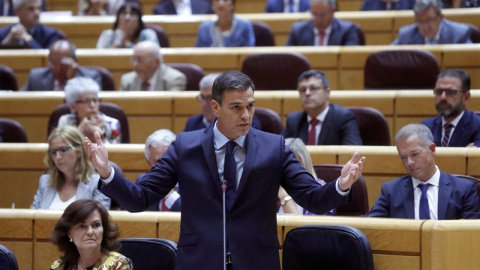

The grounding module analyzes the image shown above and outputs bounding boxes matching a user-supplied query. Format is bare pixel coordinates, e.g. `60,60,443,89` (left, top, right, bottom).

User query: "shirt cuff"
165,191,180,209
335,178,350,196
101,166,115,184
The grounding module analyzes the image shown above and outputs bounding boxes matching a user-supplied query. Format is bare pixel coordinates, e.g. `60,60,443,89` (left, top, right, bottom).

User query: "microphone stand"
221,179,228,270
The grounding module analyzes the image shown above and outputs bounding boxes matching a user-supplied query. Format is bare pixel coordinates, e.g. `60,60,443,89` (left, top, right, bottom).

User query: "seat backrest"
345,106,390,145
252,21,275,46
0,65,18,91
146,24,170,48
364,50,440,90
313,164,369,216
0,118,28,143
47,102,130,143
0,244,19,270
466,23,480,43
283,225,374,270
119,238,177,270
254,107,283,134
84,66,116,91
167,63,206,91
453,174,480,206
241,53,311,90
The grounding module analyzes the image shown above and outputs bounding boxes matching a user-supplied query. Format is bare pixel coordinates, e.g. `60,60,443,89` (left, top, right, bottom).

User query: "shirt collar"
307,105,330,123
411,165,440,188
213,121,246,150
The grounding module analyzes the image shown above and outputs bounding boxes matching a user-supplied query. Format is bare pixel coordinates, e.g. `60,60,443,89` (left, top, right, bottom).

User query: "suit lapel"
437,173,452,220
45,72,54,90
328,19,339,45
432,117,443,146
236,129,258,195
297,112,309,143
449,112,469,146
201,126,222,195
402,178,415,219
317,105,332,145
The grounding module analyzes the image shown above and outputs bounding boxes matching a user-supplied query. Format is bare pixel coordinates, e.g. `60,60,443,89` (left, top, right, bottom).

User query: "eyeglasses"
48,146,73,157
298,85,323,94
130,57,153,65
76,98,100,105
433,88,463,97
197,95,213,102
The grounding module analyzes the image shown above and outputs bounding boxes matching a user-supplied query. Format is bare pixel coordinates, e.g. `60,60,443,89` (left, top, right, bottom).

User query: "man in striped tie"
421,68,480,147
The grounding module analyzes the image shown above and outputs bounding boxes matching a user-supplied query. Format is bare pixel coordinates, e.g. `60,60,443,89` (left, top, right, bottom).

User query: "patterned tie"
419,184,431,219
318,31,325,46
308,118,319,145
288,0,294,12
160,198,169,211
442,123,454,147
141,81,150,91
224,141,237,212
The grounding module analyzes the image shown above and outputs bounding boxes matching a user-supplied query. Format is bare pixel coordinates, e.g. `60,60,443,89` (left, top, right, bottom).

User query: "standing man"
286,0,361,46
367,124,479,219
120,40,186,91
421,68,480,147
282,69,362,145
85,70,365,269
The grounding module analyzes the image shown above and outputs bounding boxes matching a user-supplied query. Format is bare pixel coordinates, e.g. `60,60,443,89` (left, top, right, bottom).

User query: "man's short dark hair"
437,68,471,93
212,71,255,105
297,69,330,89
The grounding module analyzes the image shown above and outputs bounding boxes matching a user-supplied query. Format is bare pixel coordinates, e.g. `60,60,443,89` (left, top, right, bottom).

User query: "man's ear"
211,99,220,116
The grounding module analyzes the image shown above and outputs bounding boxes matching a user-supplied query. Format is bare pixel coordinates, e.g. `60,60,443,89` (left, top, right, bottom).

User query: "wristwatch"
280,195,292,206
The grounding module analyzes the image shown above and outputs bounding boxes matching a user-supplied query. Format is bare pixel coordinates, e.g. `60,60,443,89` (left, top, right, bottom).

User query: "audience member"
1,0,45,16
85,70,365,269
153,0,213,15
282,69,362,145
265,0,310,13
443,0,479,8
21,40,102,91
391,0,472,45
31,126,111,210
50,199,132,270
96,1,158,49
361,0,414,11
367,124,480,219
136,129,181,211
120,40,186,91
194,0,255,47
184,73,261,131
58,77,122,144
78,0,123,16
0,0,64,48
420,68,480,147
286,0,361,46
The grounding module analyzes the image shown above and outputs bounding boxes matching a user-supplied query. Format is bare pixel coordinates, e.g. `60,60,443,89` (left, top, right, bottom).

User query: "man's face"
147,144,169,167
396,134,436,182
298,77,330,116
416,7,443,39
434,77,469,121
310,1,334,32
131,47,160,81
199,87,215,123
49,47,75,82
212,87,255,140
16,0,41,29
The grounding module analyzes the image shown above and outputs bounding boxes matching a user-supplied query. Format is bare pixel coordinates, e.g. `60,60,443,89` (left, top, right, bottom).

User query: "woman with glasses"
31,126,111,210
96,1,159,48
58,77,122,144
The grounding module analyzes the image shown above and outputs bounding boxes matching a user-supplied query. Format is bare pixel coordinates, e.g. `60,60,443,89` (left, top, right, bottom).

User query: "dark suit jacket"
0,23,63,49
99,126,350,269
21,66,102,91
136,173,181,211
361,0,414,10
391,19,472,45
366,172,480,219
420,110,480,147
282,104,362,145
264,0,310,12
286,18,360,46
153,0,213,15
183,114,262,132
0,0,45,16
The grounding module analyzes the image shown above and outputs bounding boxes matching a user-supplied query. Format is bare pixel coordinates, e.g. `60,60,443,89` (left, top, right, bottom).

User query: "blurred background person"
265,0,310,13
31,126,111,210
195,0,255,47
58,77,122,144
78,0,124,16
96,1,158,48
50,199,132,269
153,0,213,15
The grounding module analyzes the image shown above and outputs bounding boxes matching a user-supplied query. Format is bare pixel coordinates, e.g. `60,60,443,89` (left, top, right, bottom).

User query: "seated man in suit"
153,0,213,15
137,129,181,211
184,73,262,131
21,40,102,91
361,0,415,11
283,69,362,145
265,0,310,13
120,40,186,91
0,0,64,48
286,0,361,46
391,0,472,45
367,124,480,219
420,68,480,147
0,0,45,16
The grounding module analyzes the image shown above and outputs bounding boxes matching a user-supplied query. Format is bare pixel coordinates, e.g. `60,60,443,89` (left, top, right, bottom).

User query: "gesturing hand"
338,151,366,192
84,130,111,178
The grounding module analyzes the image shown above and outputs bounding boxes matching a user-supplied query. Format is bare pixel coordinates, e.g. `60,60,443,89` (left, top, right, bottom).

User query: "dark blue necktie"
419,184,431,219
288,0,294,12
224,141,237,212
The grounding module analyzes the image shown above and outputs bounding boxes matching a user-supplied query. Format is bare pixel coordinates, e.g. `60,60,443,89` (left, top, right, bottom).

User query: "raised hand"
84,130,111,178
338,151,366,191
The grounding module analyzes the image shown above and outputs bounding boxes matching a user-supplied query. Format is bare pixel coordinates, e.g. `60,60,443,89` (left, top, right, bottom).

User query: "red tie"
160,199,169,211
308,119,319,145
318,31,325,46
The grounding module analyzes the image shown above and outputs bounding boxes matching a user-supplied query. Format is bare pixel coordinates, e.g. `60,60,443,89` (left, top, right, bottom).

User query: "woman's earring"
69,236,73,242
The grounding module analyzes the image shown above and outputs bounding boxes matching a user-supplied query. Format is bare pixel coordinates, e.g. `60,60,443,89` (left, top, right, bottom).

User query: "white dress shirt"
174,0,192,15
412,166,440,220
441,110,464,141
307,106,329,145
313,24,332,46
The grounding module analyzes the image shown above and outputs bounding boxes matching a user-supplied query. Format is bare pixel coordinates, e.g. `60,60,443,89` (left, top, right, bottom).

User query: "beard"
435,100,463,119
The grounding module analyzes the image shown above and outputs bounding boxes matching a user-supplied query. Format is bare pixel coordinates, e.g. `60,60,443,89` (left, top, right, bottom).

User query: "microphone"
220,179,228,270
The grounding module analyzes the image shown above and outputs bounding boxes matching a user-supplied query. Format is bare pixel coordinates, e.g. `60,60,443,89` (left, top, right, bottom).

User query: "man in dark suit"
286,0,361,46
0,0,63,48
85,70,366,270
283,69,362,145
421,68,480,147
391,0,472,45
367,124,479,219
153,0,212,15
21,40,102,91
265,0,310,13
0,0,46,16
361,0,415,10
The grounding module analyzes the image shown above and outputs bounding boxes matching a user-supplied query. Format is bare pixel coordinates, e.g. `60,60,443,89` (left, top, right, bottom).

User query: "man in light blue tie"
366,123,480,220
